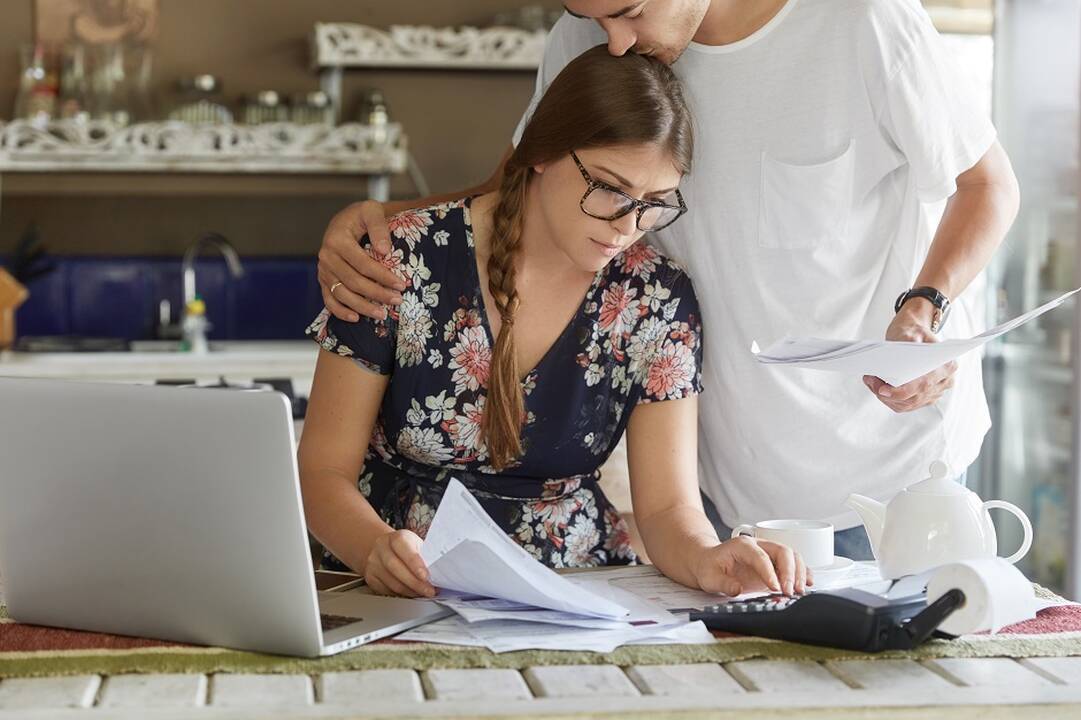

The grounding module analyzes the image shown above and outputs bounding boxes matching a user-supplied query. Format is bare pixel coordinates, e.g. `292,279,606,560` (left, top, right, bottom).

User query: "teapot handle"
982,500,1033,564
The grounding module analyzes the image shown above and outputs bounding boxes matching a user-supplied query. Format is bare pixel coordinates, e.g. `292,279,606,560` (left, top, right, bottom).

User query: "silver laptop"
0,377,449,657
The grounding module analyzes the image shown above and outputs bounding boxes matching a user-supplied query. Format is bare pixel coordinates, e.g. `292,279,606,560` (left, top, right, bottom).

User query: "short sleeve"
630,264,705,405
304,235,398,375
306,307,396,375
512,14,605,146
872,5,997,202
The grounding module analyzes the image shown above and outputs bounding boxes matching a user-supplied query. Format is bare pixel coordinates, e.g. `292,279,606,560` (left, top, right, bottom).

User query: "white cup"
730,519,835,569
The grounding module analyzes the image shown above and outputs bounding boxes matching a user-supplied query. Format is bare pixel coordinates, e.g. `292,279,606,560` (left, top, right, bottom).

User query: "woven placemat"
3,600,1080,679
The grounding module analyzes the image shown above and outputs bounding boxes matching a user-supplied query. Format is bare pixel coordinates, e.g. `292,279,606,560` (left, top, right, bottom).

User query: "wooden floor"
3,656,1081,718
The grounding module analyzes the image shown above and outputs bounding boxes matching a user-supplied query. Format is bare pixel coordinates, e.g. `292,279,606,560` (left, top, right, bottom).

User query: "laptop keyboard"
320,613,362,632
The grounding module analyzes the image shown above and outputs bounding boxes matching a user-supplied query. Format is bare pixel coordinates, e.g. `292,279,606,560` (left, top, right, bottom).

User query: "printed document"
753,287,1080,386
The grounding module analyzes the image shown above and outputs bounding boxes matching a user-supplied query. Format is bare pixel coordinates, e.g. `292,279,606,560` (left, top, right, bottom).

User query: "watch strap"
895,286,951,333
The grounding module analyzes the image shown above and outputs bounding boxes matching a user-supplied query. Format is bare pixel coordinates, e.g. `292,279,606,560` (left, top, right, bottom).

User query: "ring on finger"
330,281,343,298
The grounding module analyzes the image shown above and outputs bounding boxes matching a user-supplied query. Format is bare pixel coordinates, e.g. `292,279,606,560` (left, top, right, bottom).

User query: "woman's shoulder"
362,197,474,284
383,197,472,253
609,241,694,294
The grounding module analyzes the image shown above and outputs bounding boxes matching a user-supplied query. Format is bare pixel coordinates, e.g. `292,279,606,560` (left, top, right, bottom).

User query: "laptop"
0,377,449,657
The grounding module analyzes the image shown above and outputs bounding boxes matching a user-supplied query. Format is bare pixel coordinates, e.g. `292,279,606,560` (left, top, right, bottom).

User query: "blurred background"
0,0,1079,597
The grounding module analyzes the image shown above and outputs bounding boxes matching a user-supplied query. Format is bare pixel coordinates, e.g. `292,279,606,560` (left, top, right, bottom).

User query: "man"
314,0,1020,559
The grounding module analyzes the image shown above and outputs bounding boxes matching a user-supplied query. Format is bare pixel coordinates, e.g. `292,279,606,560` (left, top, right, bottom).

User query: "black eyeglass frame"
571,151,688,232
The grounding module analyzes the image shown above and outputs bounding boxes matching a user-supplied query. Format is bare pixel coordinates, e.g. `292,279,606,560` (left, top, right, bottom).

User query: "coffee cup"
730,519,834,569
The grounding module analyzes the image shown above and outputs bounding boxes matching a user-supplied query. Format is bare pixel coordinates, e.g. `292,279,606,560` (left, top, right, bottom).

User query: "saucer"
809,555,854,581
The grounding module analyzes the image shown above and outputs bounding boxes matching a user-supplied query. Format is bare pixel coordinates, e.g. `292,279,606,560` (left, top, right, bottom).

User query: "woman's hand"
364,529,436,598
318,200,408,322
692,536,813,597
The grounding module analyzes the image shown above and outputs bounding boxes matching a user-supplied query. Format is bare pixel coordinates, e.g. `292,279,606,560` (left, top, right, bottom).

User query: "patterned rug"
3,589,1081,679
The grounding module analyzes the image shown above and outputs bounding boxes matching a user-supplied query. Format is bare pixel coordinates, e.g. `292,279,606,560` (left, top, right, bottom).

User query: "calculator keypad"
703,594,798,614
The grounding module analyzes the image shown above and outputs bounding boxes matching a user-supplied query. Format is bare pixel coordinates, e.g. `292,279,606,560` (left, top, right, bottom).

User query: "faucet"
182,232,245,309
179,232,245,351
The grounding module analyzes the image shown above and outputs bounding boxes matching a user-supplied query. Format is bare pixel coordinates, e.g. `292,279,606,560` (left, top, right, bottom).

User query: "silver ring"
329,281,343,297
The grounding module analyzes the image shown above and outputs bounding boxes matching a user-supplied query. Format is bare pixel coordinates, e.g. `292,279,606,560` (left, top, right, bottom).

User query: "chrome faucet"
182,232,245,309
179,232,244,352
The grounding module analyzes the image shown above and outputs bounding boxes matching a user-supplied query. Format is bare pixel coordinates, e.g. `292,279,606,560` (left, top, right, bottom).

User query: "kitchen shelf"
0,119,407,175
311,23,546,71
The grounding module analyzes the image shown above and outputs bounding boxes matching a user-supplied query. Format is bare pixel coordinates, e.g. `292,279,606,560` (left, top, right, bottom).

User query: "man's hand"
318,200,408,322
864,298,957,413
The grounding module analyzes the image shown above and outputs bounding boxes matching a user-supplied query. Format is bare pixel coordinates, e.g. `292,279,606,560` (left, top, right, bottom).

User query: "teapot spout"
845,493,887,560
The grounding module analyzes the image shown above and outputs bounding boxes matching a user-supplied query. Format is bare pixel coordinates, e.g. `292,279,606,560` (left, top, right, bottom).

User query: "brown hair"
482,45,694,470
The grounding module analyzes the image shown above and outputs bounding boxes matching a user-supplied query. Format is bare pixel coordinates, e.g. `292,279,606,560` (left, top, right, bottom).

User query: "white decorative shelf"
0,120,408,175
312,23,545,70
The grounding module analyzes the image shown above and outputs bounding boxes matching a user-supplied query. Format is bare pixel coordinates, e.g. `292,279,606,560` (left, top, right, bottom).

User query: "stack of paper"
400,479,716,652
752,288,1080,386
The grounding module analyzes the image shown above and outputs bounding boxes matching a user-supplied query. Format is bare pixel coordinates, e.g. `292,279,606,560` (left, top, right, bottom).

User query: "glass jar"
89,43,131,126
240,90,288,125
169,75,232,124
57,45,90,123
290,90,334,126
128,44,157,122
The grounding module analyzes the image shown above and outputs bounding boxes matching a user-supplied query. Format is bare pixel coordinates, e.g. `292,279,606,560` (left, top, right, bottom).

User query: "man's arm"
318,146,513,321
865,140,1020,412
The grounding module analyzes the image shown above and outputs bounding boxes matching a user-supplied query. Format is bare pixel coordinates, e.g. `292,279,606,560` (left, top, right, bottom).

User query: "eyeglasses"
572,151,687,232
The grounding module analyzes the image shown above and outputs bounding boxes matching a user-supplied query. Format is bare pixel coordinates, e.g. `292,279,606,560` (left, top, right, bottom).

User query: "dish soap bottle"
180,297,209,354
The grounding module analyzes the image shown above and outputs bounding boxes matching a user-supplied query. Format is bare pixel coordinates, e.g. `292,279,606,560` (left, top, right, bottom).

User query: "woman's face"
532,144,683,274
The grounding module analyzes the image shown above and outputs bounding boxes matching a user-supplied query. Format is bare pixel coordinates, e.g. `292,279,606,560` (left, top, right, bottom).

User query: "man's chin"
649,43,691,66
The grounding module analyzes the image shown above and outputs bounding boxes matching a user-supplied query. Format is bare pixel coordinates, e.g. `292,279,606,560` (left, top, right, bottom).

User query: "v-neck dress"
306,197,704,569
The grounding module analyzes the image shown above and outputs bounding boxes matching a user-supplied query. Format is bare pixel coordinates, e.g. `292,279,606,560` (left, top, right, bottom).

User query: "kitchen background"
1,1,1078,598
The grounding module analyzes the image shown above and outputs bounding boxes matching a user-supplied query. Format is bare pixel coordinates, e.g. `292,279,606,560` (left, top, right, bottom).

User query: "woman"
299,46,810,599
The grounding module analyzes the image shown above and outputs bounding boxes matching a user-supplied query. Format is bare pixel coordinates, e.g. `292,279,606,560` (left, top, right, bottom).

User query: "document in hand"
419,478,630,619
752,287,1081,386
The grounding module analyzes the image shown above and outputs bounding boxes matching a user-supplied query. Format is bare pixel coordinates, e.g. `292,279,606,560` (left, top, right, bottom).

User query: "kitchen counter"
0,342,319,394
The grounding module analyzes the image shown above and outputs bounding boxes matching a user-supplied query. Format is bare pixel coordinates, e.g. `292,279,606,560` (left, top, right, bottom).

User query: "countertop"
0,341,319,393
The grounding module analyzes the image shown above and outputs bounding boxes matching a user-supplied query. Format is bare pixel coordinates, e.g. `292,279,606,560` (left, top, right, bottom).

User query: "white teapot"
846,461,1033,579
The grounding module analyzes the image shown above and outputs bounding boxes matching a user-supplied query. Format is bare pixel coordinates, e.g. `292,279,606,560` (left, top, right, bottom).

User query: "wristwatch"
894,286,951,334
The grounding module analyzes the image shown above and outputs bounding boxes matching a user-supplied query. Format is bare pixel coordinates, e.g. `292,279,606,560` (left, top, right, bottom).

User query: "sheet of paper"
810,561,885,592
420,478,629,619
565,576,685,624
397,614,715,654
753,287,1081,386
395,615,489,647
564,564,770,611
435,594,637,630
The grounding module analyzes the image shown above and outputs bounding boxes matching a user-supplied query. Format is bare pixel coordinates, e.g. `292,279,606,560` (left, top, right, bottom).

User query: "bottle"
180,297,210,354
14,43,57,128
358,89,389,145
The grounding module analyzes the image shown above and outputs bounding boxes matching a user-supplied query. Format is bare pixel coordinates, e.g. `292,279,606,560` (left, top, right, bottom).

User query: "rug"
2,589,1080,679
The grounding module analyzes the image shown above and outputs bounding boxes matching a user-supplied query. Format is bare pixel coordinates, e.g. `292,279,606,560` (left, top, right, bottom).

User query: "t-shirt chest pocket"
757,140,856,251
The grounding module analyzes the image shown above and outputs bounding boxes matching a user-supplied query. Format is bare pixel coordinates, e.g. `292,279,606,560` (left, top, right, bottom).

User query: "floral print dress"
306,197,703,569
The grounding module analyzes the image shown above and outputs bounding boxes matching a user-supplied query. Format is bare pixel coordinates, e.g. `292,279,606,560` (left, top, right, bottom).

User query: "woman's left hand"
692,536,813,597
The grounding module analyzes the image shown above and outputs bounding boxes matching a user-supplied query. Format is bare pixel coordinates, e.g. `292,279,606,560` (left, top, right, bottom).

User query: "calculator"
689,587,965,652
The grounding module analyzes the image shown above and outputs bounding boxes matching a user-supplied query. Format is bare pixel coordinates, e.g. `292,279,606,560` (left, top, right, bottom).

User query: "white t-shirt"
513,0,997,529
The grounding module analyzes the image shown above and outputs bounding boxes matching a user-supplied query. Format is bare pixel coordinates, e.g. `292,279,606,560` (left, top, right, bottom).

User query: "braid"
482,166,530,469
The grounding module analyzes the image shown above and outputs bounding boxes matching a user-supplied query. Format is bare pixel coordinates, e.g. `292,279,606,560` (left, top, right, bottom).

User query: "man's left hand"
863,299,957,413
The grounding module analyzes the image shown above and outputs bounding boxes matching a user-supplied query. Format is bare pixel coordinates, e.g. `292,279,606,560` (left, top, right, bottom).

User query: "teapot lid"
907,460,966,496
